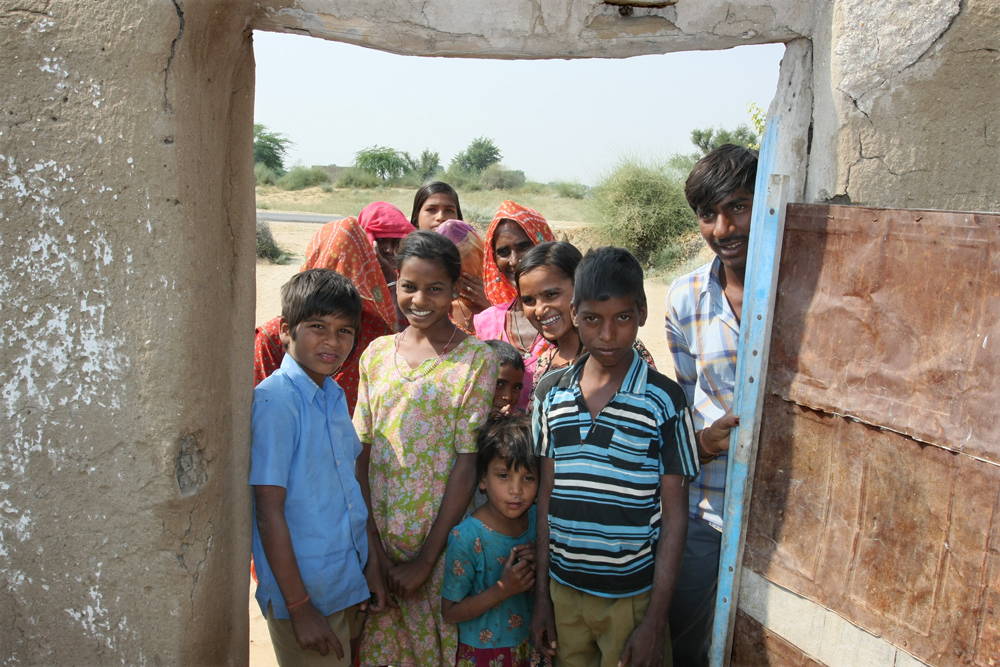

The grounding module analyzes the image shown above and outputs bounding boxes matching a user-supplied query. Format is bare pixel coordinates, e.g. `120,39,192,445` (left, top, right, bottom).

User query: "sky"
253,31,784,185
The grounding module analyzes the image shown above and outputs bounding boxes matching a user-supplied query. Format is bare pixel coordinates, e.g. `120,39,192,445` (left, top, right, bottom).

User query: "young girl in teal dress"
441,414,539,666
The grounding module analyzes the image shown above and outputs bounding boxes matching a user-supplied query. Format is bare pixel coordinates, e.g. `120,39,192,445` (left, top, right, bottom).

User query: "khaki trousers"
265,602,365,667
550,578,672,667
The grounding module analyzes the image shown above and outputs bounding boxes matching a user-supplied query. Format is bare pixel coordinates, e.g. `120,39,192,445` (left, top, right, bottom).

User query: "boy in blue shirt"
531,247,700,667
251,268,377,666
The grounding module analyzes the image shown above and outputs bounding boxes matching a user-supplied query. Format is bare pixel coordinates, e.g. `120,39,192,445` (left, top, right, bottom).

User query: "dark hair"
410,181,463,228
281,269,362,339
685,144,758,215
514,241,583,288
573,246,646,310
485,339,526,372
476,413,537,481
395,230,462,283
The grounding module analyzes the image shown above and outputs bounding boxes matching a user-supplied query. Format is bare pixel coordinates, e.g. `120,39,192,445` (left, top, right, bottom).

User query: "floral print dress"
441,507,537,667
353,334,498,667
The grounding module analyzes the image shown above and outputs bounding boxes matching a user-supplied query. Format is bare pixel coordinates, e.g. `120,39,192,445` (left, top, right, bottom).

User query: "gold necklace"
392,325,460,381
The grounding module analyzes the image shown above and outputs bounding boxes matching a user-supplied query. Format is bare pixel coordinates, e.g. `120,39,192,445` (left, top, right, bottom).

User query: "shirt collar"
280,353,326,403
557,348,647,396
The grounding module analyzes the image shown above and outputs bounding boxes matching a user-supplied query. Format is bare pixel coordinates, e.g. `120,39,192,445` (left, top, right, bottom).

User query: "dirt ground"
250,220,680,664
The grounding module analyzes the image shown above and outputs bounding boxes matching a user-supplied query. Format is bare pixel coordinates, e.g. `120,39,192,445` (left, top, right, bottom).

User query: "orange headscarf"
483,201,554,306
301,217,396,329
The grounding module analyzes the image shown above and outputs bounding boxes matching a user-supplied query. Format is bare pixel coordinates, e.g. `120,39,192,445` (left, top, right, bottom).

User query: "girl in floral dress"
354,231,499,667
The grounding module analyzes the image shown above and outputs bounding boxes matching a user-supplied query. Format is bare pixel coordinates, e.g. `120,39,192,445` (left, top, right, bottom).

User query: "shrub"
591,159,695,266
480,164,526,190
520,181,546,195
553,181,588,199
335,167,382,189
462,205,494,224
277,166,332,191
255,163,279,186
256,220,285,262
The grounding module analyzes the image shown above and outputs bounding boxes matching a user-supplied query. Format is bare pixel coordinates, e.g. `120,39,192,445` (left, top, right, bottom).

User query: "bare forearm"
255,486,308,605
644,476,689,624
534,458,554,598
416,453,476,566
442,584,509,624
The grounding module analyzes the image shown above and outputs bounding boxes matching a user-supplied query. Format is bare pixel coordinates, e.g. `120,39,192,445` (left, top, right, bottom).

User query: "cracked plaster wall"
0,0,996,663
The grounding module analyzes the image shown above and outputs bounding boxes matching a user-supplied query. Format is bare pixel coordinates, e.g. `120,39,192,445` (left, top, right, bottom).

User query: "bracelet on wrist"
286,593,311,611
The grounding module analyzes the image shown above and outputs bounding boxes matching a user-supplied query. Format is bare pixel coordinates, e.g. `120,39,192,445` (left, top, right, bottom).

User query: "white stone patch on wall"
834,0,960,114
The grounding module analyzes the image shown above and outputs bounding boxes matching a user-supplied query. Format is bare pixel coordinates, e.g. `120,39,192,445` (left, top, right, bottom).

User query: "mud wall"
0,0,996,663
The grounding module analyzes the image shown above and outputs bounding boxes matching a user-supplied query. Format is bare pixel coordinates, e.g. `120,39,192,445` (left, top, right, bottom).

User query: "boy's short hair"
281,269,362,339
485,339,526,372
685,144,758,215
476,413,537,481
573,246,646,311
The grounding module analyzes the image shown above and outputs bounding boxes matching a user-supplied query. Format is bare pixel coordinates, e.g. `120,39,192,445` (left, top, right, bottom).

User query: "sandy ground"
250,220,679,664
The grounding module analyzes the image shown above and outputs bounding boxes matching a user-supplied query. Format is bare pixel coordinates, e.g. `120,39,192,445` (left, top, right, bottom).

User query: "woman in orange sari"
253,216,399,414
473,201,555,411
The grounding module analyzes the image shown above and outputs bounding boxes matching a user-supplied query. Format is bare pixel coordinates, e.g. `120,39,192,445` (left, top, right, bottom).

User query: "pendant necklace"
393,325,459,381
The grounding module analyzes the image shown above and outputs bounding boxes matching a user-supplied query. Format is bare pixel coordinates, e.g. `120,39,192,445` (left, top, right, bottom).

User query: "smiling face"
280,313,357,386
572,295,647,371
395,256,456,330
697,188,753,274
416,193,459,231
493,221,535,284
518,265,575,344
479,457,538,523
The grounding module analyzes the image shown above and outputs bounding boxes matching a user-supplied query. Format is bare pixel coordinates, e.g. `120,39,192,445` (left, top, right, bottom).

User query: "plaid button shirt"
665,258,739,531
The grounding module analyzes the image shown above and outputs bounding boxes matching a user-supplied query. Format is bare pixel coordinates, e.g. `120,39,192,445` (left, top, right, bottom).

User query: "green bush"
255,163,279,186
278,166,332,191
591,159,695,266
480,164,526,190
462,204,494,224
553,181,588,199
520,181,547,195
256,220,286,262
335,167,382,189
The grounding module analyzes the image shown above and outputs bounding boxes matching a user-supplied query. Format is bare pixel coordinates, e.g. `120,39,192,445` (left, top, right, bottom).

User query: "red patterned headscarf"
483,201,554,306
357,201,414,245
301,216,396,329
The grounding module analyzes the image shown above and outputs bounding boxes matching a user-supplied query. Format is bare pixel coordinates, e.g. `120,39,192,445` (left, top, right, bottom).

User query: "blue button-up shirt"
250,354,369,619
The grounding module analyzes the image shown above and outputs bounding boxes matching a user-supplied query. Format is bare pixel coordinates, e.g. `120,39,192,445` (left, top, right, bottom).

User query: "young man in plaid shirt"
665,144,757,666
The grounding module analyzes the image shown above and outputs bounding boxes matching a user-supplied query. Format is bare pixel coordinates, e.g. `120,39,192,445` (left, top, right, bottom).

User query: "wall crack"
162,0,185,113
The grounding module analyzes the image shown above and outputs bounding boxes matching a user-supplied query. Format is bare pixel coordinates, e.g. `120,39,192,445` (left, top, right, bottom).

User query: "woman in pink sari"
473,201,555,411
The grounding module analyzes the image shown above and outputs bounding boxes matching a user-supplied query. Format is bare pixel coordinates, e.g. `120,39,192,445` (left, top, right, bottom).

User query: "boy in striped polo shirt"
531,247,700,667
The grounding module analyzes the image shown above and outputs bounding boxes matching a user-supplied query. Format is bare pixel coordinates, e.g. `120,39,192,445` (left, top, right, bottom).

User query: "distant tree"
689,123,758,157
452,136,502,173
406,149,441,181
253,123,291,174
354,145,409,181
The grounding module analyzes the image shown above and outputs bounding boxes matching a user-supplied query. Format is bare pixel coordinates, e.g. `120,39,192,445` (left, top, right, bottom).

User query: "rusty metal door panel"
745,397,1000,665
732,611,826,667
766,205,1000,462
